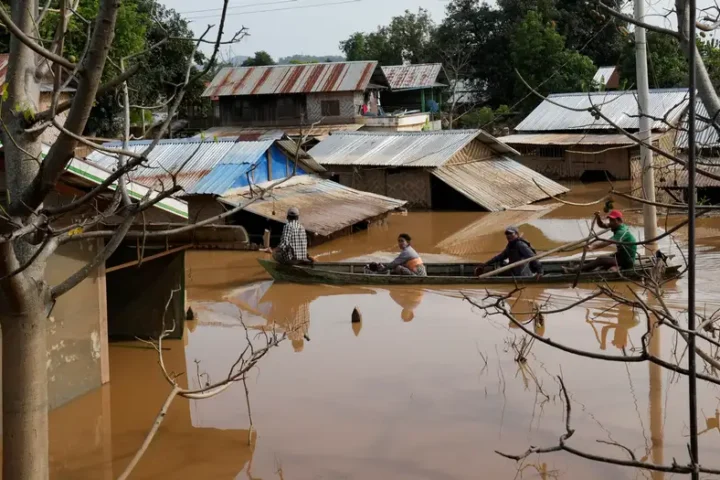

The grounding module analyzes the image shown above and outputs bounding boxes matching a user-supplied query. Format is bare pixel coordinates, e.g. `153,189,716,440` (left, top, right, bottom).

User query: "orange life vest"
405,257,424,271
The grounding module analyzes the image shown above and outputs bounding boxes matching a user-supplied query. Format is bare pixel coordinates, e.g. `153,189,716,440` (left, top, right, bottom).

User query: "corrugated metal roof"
381,64,446,90
276,139,326,172
86,139,280,194
515,88,689,132
196,124,364,140
308,130,518,167
188,140,276,194
498,132,663,146
192,127,286,141
676,99,720,149
593,66,618,86
220,175,407,237
202,61,378,97
431,157,569,211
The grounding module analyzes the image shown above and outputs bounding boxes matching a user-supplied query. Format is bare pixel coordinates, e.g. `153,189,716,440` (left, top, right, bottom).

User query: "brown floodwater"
48,182,720,479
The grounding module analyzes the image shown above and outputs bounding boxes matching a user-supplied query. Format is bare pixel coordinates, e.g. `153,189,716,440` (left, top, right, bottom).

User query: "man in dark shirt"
475,226,542,278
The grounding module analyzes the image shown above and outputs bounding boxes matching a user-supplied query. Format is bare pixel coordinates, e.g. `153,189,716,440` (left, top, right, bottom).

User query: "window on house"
321,100,341,117
537,146,564,158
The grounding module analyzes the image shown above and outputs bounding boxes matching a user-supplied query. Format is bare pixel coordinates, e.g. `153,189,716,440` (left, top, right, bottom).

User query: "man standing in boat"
262,207,314,265
563,210,637,273
475,226,542,278
381,233,427,276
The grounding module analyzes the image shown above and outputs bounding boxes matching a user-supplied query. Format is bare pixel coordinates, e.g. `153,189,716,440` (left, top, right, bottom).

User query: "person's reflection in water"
285,302,310,352
587,304,640,351
389,288,425,323
698,408,720,436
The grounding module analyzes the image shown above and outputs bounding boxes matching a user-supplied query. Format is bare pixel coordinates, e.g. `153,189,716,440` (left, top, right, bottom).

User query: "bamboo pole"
476,229,609,279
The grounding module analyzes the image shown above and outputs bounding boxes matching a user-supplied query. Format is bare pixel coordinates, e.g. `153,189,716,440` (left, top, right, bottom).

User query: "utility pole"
634,0,658,247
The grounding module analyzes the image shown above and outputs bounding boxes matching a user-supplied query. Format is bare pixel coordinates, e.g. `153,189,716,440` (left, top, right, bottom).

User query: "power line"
178,0,297,16
185,0,362,20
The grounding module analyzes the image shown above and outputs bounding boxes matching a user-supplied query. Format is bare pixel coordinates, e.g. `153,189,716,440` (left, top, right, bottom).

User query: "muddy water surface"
49,183,720,479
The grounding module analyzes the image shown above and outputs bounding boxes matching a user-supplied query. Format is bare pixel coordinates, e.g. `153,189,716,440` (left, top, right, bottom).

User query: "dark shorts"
615,254,634,270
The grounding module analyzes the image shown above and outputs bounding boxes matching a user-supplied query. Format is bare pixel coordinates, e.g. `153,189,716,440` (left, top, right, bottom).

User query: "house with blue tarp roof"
86,137,324,222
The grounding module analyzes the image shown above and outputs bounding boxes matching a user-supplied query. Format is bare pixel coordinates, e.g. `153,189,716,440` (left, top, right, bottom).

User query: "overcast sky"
160,0,712,60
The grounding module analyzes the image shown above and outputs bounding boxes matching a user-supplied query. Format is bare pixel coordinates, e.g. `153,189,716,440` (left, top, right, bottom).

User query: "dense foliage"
0,0,207,137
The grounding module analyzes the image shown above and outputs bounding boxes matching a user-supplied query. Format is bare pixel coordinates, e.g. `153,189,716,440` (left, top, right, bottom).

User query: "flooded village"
2,0,720,479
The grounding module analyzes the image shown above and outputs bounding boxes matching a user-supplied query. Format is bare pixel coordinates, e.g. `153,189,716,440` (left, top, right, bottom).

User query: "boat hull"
257,258,681,286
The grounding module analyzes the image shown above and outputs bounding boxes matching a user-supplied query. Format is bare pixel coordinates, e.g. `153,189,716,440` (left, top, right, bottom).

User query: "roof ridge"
548,87,689,98
223,60,377,69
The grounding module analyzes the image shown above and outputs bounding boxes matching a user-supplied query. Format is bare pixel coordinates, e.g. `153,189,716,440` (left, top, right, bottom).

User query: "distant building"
379,63,447,121
593,66,621,90
309,130,568,211
498,89,689,183
196,61,445,141
202,61,388,127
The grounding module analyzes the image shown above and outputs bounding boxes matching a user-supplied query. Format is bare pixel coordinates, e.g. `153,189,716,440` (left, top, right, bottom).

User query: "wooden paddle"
476,229,610,279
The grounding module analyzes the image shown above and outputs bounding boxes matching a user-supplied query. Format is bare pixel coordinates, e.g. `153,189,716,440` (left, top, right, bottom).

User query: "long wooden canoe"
257,258,682,286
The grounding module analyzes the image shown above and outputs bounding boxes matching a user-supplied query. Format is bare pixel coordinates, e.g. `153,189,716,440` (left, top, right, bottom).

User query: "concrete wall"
44,239,108,408
331,167,432,208
306,92,362,123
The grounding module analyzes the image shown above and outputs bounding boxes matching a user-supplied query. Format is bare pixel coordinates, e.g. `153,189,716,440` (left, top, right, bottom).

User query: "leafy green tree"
619,31,686,88
340,8,435,65
510,11,596,113
0,0,203,137
242,51,275,66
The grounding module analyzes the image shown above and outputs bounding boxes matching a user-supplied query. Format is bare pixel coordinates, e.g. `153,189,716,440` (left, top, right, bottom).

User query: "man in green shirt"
564,210,638,273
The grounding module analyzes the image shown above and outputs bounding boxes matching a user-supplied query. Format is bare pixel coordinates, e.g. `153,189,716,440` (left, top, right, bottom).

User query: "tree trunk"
1,308,48,480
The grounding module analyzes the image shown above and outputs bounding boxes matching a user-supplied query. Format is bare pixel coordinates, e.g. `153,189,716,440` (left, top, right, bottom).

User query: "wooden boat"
257,258,682,286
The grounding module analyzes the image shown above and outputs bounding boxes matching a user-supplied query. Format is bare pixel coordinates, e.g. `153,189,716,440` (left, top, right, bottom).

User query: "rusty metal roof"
308,130,519,167
515,88,689,132
220,175,407,237
498,132,663,146
202,61,378,97
196,124,363,140
431,157,569,211
381,64,446,91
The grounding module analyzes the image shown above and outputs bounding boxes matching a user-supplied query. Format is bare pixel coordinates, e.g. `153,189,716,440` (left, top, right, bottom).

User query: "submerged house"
0,144,189,410
656,99,720,203
86,137,405,244
87,137,321,224
309,130,568,211
498,88,689,182
221,175,407,246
